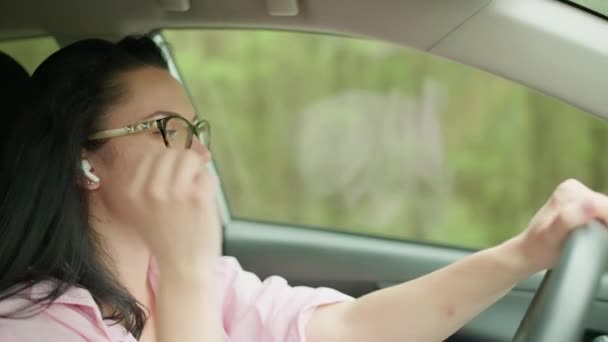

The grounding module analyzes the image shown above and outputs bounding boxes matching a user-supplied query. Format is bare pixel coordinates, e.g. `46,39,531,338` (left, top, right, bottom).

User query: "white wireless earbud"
81,159,100,183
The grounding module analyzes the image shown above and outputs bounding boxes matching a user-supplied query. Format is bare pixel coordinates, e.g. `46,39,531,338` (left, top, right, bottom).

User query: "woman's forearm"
309,236,535,342
308,179,608,341
156,267,222,342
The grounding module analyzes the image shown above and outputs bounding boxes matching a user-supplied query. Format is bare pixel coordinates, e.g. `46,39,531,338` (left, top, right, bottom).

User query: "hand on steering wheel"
513,220,608,342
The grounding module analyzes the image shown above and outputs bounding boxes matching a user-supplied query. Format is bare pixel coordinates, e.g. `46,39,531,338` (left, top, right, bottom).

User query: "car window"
163,29,608,249
566,0,608,17
0,36,59,74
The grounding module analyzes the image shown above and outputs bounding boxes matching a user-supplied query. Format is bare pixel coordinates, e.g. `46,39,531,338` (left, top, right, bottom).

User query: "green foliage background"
163,29,608,249
571,0,608,15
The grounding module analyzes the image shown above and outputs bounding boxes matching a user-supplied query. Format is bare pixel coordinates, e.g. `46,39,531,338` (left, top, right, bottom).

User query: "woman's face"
85,66,211,226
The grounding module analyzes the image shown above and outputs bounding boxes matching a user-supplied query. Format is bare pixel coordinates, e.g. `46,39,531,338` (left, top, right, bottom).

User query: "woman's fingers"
172,151,205,203
147,151,178,201
128,152,156,199
548,178,592,209
121,148,221,268
550,200,592,233
519,178,608,272
548,182,608,233
579,192,608,229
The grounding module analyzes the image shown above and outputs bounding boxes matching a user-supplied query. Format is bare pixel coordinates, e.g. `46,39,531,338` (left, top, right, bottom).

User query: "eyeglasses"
88,114,210,149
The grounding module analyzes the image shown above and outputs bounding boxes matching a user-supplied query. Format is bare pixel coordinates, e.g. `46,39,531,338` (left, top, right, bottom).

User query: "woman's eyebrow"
142,111,197,121
142,111,167,120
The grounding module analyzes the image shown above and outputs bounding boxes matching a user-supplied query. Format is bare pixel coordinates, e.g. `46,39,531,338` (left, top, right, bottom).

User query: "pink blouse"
0,256,353,341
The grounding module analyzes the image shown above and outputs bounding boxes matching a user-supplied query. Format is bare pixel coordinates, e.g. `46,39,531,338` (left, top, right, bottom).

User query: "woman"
0,34,606,342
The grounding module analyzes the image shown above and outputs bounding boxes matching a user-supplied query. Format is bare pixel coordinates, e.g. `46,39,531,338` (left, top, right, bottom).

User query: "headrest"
0,52,28,82
0,52,30,108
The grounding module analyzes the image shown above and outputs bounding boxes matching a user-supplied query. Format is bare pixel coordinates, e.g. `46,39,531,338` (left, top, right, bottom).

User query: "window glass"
568,0,608,16
164,29,608,249
0,36,59,74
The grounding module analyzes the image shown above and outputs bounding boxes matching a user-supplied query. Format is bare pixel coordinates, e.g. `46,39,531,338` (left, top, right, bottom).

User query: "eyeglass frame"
88,113,210,149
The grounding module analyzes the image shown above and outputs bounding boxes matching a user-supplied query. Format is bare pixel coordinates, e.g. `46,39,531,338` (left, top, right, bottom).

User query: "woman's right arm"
124,150,224,342
157,267,222,342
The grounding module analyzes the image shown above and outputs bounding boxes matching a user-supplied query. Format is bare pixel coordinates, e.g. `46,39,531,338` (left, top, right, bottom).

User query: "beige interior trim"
432,0,608,120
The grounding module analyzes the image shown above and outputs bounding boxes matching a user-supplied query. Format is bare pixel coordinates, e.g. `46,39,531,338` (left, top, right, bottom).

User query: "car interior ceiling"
0,0,606,121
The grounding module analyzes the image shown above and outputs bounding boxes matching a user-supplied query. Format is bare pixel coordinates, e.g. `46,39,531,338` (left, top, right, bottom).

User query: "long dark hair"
0,34,168,338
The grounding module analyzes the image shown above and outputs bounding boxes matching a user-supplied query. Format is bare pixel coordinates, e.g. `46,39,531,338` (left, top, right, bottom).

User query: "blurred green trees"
570,0,608,15
164,29,608,249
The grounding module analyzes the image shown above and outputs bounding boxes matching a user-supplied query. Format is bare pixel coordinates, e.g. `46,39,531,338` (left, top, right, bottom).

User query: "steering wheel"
513,220,608,342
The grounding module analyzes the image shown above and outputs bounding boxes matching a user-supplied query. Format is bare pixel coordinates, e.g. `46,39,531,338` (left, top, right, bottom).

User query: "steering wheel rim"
513,220,608,342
